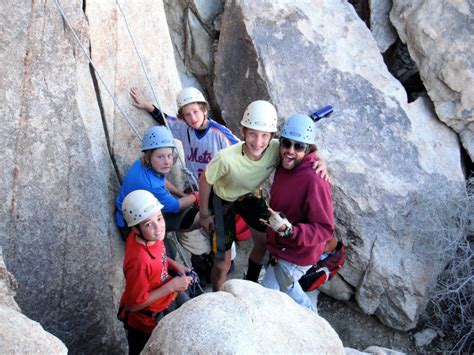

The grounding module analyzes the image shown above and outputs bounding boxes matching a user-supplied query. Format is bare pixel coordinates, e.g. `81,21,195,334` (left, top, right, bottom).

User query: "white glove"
263,212,293,237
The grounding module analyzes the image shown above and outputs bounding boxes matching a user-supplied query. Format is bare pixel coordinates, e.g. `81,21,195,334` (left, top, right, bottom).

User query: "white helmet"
122,190,164,227
176,87,207,109
281,114,317,145
240,100,278,132
141,126,175,151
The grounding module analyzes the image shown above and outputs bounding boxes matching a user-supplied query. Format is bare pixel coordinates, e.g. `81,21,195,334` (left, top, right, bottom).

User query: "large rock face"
391,0,474,161
86,0,182,178
144,280,344,354
0,249,67,354
214,0,465,330
163,0,226,119
163,0,223,85
0,0,182,352
0,0,124,352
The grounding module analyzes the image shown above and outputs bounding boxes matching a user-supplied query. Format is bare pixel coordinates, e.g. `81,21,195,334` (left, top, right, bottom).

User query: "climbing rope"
52,0,142,140
114,1,204,284
170,235,205,295
115,0,200,191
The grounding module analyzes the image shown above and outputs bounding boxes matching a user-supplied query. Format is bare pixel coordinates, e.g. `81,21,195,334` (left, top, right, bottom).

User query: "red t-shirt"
119,230,176,333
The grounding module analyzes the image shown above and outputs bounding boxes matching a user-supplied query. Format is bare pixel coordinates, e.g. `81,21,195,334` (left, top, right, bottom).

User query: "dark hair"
308,144,318,153
141,147,176,168
178,102,209,117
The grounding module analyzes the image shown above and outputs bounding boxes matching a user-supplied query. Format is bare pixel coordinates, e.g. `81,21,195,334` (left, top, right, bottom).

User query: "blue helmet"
280,114,316,145
141,126,175,151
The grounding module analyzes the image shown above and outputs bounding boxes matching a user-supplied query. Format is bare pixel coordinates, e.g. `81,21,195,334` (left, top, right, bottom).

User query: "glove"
191,191,200,208
263,211,293,237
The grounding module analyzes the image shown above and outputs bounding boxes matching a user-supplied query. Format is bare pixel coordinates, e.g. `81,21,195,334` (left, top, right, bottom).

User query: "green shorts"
210,189,270,258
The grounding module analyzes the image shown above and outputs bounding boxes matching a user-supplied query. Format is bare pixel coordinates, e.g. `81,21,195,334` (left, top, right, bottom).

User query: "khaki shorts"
175,229,211,255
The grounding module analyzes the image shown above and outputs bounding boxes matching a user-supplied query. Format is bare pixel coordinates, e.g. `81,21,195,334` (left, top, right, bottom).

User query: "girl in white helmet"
117,190,193,355
199,101,329,291
259,114,335,313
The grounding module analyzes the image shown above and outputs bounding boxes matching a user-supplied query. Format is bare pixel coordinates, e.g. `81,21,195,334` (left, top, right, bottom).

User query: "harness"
298,241,346,292
117,305,164,330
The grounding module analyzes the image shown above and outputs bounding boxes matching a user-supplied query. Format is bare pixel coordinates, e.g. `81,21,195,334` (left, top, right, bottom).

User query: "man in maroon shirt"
260,114,334,312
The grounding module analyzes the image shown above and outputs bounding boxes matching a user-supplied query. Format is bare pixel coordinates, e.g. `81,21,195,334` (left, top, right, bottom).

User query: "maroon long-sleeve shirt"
266,152,334,266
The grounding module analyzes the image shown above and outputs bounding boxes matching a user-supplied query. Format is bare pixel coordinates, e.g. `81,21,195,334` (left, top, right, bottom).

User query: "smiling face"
150,147,174,175
241,127,273,161
136,210,166,242
279,138,308,170
180,102,209,130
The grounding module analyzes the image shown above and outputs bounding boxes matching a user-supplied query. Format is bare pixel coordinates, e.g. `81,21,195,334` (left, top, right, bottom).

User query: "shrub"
420,178,473,352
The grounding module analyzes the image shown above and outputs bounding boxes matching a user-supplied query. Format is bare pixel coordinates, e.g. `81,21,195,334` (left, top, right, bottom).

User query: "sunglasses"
279,138,308,152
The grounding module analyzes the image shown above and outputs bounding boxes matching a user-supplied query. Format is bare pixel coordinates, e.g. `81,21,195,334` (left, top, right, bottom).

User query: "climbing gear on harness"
241,100,278,132
261,211,293,237
141,126,176,151
167,232,205,294
177,87,208,109
180,269,201,298
299,241,346,292
122,190,163,227
311,105,334,123
281,114,317,145
212,192,227,261
190,253,213,287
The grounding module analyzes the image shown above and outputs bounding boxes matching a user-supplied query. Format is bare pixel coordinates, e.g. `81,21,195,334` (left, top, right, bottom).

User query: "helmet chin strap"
134,227,156,259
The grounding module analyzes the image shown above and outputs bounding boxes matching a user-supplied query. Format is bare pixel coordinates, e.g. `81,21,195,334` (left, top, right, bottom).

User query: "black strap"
117,305,130,329
150,106,166,125
212,192,227,261
138,309,162,318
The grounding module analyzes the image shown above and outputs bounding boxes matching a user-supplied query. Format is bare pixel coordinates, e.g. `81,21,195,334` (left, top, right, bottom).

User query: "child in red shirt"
118,190,193,355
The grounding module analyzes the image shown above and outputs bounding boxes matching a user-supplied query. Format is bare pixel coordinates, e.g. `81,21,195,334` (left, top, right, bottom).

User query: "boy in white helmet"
130,87,239,181
117,190,193,355
260,114,334,312
199,101,329,291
